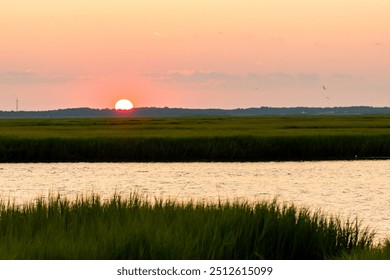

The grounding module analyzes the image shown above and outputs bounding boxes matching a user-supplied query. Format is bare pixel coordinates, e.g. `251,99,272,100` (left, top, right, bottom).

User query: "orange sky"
1,0,389,110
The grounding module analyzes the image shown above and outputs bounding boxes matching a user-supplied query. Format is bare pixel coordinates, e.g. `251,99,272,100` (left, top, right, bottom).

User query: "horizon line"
0,105,387,113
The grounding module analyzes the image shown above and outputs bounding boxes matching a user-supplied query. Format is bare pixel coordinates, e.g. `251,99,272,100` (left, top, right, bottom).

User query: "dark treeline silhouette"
1,106,390,118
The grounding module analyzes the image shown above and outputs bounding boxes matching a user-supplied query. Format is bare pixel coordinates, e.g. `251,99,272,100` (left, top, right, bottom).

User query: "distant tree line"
1,106,390,118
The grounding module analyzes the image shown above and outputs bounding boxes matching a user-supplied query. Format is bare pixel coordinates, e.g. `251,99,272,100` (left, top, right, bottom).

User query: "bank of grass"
0,194,382,260
1,134,390,162
343,240,390,260
1,116,390,162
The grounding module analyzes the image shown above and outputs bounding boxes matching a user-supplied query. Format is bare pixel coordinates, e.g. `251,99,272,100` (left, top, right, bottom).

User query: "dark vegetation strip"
1,135,390,162
1,116,390,162
0,195,378,260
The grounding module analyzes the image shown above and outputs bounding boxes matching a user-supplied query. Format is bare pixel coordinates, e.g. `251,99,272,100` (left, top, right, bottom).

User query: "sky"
1,0,389,110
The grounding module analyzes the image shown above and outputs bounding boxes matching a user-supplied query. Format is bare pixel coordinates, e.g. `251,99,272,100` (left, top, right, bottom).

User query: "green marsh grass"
1,116,390,161
0,194,376,259
1,134,390,162
342,239,390,260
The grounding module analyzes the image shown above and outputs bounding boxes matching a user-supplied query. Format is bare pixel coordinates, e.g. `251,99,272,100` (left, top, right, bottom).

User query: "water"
1,161,389,241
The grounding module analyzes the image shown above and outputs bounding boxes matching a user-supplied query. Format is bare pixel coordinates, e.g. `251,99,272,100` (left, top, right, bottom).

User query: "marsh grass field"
1,115,390,162
1,194,388,260
1,115,390,260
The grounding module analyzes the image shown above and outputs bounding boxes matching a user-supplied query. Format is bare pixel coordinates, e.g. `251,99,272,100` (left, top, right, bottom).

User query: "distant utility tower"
12,94,18,111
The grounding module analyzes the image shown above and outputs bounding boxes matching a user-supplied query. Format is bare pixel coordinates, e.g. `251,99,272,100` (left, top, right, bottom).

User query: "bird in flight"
323,85,326,90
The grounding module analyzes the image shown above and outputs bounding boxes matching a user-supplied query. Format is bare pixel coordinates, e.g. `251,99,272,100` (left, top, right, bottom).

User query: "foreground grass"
0,195,382,260
341,240,390,260
1,116,390,162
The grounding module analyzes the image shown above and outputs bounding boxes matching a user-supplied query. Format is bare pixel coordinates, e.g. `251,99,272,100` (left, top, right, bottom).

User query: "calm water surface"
1,161,389,241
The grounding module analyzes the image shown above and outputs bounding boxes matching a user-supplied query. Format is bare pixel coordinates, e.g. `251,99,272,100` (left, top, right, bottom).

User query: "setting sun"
115,99,133,110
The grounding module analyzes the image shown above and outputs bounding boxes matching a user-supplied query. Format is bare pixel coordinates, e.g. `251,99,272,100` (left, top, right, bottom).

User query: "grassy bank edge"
1,134,390,162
